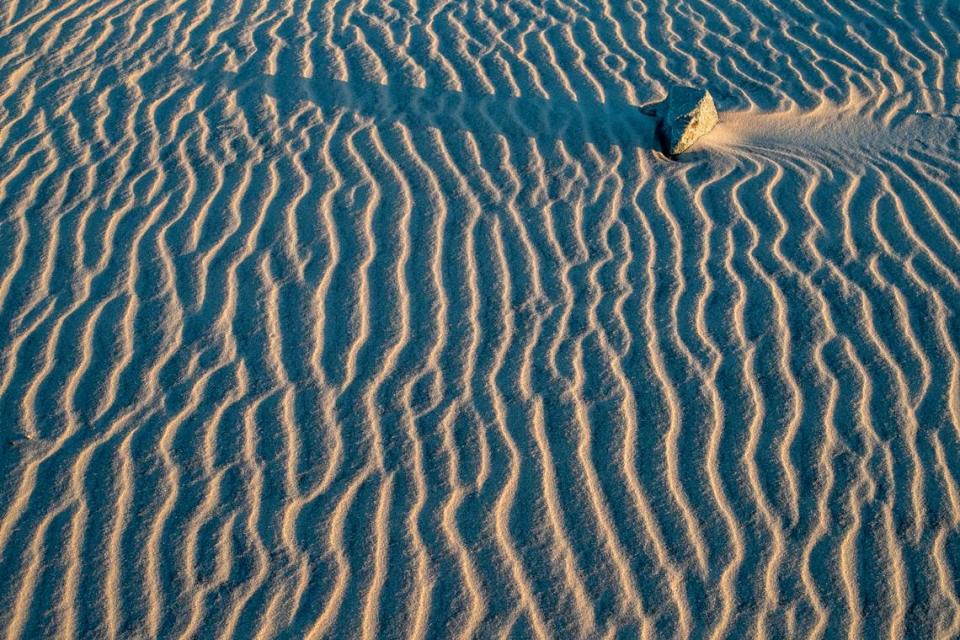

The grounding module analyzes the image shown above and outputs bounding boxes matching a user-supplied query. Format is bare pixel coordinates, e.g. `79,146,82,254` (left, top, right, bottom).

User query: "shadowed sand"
185,57,664,154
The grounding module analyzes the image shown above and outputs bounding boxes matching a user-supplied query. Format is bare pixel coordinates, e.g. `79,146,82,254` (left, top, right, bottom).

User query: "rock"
663,86,718,155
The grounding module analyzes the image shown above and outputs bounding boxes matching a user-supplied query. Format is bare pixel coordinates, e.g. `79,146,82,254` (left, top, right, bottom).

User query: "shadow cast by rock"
179,57,666,155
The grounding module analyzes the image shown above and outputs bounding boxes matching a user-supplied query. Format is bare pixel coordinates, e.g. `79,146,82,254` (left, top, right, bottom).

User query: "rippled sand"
1,1,959,637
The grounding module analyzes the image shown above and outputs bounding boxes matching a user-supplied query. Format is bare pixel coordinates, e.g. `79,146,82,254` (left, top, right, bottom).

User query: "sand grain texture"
1,0,959,638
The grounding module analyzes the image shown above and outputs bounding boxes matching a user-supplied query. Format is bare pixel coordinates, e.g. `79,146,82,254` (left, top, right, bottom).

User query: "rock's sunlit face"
0,1,958,638
664,86,719,155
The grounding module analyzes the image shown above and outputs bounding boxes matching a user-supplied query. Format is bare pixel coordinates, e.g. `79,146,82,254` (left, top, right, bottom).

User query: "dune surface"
1,0,959,637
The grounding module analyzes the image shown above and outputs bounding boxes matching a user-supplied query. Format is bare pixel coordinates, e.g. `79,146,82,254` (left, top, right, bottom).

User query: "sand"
1,0,959,638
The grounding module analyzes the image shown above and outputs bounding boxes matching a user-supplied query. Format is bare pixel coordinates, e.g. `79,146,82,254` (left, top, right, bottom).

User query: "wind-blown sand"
1,1,959,637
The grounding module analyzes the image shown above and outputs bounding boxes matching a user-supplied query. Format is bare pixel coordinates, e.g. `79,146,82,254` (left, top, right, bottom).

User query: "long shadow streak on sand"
184,60,664,154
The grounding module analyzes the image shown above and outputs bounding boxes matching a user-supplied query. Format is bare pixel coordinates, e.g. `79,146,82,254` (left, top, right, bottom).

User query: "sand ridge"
1,0,959,637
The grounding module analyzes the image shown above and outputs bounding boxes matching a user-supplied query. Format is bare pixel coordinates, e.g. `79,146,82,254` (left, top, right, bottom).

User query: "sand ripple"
1,0,959,637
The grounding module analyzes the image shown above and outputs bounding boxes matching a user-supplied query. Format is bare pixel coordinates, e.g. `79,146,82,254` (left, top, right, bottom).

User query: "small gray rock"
664,86,718,155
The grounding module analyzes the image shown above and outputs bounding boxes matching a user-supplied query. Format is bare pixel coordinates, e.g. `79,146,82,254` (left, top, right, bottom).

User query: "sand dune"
1,0,959,637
